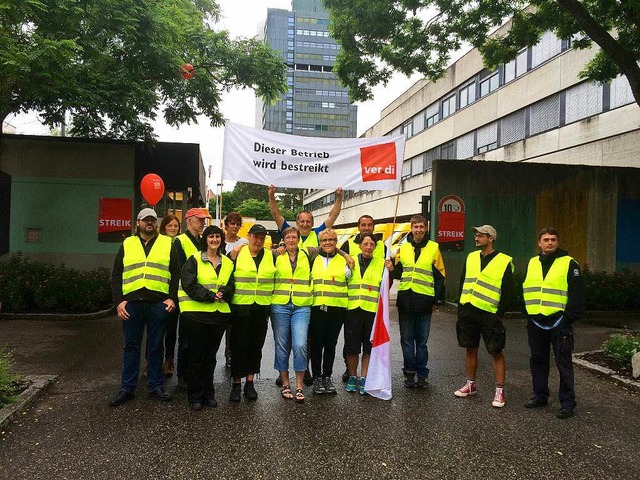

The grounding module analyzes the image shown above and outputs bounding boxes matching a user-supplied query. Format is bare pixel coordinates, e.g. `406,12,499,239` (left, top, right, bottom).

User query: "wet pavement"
0,307,638,479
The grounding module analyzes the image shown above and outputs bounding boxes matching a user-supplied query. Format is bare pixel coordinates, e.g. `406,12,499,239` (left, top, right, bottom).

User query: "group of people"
109,186,585,420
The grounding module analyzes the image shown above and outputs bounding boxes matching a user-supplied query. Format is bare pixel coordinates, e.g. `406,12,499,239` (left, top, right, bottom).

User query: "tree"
325,0,640,107
0,0,287,140
235,198,272,220
213,181,298,220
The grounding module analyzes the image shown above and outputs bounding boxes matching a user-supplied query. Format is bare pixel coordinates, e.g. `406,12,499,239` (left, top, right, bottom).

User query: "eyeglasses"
321,238,337,242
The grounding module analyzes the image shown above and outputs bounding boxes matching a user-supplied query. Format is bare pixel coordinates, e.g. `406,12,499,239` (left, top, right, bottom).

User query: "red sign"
437,195,465,245
98,198,133,242
359,142,397,182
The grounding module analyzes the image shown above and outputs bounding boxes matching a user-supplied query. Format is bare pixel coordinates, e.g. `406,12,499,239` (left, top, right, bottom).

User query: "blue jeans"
398,311,432,378
121,301,168,392
271,302,310,372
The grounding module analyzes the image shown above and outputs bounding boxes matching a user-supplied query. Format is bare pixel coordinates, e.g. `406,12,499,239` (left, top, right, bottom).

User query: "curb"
573,351,640,393
0,374,59,429
0,307,114,322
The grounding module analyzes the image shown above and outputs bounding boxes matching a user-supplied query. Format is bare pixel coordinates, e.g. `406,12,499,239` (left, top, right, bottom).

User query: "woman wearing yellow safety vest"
271,226,352,402
310,228,352,395
229,224,277,402
344,233,392,395
179,225,234,411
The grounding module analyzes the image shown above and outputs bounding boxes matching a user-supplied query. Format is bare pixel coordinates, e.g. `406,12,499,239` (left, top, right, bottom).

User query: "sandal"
295,388,305,403
280,385,294,400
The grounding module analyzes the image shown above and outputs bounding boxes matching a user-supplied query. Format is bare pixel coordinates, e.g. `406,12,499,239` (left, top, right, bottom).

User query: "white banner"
222,122,405,192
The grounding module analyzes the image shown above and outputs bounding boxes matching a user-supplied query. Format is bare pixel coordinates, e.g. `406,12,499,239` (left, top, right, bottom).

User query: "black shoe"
148,387,171,402
416,377,428,389
524,397,548,409
204,397,218,408
225,356,232,369
341,369,349,383
404,373,416,388
190,402,203,411
109,389,135,407
556,407,574,419
244,381,258,401
323,377,337,394
230,383,242,402
275,376,283,387
303,370,313,387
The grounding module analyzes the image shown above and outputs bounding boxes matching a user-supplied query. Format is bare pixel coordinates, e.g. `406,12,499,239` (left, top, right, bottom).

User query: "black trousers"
230,305,269,378
164,309,179,360
183,316,226,404
527,320,576,410
310,306,346,379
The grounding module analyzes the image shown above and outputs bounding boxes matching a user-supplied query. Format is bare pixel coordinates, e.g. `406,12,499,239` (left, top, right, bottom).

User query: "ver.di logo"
359,142,397,182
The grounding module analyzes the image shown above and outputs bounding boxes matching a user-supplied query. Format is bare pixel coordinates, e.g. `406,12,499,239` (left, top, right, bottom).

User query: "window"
441,141,455,159
476,122,498,154
402,120,414,138
531,31,562,68
459,83,475,108
411,155,424,176
500,109,526,146
425,148,439,171
441,94,456,119
479,72,499,97
565,81,603,123
412,110,425,133
610,75,635,109
456,132,475,159
401,160,412,180
529,94,560,135
425,102,439,127
504,49,527,83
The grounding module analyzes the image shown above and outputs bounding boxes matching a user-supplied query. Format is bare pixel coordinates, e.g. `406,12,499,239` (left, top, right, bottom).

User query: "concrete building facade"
304,19,640,277
257,0,357,138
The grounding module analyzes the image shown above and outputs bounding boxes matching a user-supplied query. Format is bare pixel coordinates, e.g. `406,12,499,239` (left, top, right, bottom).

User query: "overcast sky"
7,0,420,191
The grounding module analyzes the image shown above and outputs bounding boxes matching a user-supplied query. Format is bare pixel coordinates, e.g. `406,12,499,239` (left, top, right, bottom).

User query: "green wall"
10,176,133,254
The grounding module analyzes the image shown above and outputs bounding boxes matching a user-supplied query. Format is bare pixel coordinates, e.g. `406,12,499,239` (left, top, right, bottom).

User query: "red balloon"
140,174,165,206
180,63,195,80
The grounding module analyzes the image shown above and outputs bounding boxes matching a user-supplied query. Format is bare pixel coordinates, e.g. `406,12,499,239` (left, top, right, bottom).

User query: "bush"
0,254,112,314
0,347,18,408
603,333,640,364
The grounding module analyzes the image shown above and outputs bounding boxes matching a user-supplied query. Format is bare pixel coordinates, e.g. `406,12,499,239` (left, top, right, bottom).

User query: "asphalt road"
1,308,638,479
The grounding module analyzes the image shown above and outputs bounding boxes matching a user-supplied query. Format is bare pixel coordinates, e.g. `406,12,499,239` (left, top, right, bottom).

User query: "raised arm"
324,187,343,228
268,184,286,230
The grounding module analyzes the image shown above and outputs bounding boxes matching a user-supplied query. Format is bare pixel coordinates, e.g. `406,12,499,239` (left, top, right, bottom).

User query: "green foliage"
325,0,640,105
215,182,300,220
236,198,272,220
0,347,18,408
511,268,640,312
0,254,112,314
0,0,287,140
602,333,640,364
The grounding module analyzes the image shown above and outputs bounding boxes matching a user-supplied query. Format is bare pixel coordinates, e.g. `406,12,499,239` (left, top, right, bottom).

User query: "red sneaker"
492,387,506,408
454,380,477,397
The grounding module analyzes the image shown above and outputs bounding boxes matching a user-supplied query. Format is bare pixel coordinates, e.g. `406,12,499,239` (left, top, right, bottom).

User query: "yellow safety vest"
122,235,172,295
397,241,439,296
523,256,573,316
348,256,385,312
272,250,313,306
348,238,385,259
299,230,319,248
312,254,349,308
232,247,276,305
459,251,514,314
176,233,199,261
178,255,234,313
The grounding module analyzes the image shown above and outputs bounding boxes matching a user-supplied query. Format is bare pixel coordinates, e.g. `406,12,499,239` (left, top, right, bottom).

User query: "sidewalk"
1,309,638,479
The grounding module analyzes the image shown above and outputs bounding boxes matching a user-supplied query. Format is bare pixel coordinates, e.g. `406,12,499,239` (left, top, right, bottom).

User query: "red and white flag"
365,246,393,400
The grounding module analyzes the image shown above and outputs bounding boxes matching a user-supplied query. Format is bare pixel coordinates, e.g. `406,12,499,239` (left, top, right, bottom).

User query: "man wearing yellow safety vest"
391,215,445,389
454,225,515,408
109,208,180,406
522,227,585,419
229,224,276,402
172,207,210,389
268,184,343,248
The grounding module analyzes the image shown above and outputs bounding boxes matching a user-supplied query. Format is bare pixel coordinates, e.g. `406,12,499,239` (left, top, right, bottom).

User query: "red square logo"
360,142,397,182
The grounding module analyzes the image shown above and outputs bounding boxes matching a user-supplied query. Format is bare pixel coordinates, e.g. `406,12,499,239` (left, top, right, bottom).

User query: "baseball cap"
137,208,158,221
248,224,268,235
185,207,211,219
472,225,497,240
